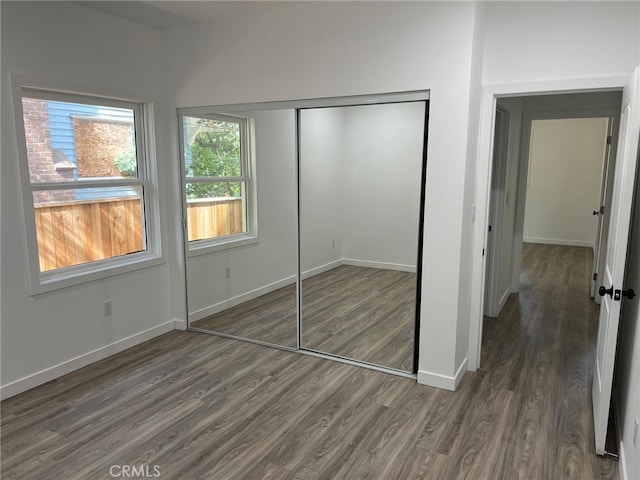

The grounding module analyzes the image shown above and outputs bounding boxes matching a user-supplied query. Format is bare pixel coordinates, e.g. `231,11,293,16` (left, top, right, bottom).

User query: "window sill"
187,235,259,258
31,252,165,295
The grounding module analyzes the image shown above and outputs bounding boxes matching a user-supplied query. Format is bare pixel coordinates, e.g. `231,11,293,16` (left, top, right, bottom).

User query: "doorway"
483,93,622,324
478,88,633,459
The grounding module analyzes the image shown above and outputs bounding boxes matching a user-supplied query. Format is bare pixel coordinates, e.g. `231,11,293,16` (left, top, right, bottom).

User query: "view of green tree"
114,149,137,177
186,119,242,199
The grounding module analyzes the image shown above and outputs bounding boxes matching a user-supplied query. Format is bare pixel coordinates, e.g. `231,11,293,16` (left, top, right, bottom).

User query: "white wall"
165,1,479,386
482,1,640,86
299,108,345,273
0,2,175,397
341,102,424,269
523,117,608,248
455,1,487,375
187,110,298,320
616,163,640,480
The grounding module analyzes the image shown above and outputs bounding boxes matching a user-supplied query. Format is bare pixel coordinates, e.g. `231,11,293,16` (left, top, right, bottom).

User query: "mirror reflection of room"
181,97,427,374
184,109,298,348
299,102,425,372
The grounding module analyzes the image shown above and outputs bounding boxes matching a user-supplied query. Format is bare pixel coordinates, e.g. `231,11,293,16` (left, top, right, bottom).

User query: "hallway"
480,243,614,478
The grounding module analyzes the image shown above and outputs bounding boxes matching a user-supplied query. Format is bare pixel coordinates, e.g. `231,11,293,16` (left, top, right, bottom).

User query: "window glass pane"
186,182,246,242
33,186,146,272
183,116,241,178
22,97,137,183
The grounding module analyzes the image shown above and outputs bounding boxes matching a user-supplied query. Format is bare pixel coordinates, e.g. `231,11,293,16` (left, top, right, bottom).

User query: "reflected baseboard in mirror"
190,285,297,348
301,264,415,371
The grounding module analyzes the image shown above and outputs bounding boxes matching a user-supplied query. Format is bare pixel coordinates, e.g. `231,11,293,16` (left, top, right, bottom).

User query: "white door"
592,66,640,455
591,118,615,300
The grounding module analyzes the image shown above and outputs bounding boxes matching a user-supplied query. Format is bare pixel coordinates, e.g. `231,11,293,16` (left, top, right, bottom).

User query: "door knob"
621,288,636,300
593,210,599,216
599,285,614,297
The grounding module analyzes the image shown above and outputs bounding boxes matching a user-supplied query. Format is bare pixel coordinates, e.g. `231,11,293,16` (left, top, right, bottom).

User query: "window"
179,113,256,252
17,87,161,292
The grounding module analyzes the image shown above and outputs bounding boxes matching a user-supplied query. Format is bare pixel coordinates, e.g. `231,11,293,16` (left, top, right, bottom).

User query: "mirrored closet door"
182,93,428,375
181,108,298,348
299,101,426,372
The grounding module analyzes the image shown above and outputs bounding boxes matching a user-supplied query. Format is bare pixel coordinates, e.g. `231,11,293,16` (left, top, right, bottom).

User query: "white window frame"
12,78,164,295
178,111,258,256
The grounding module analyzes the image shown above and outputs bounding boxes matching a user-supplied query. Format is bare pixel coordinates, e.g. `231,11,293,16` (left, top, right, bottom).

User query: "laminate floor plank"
81,357,313,480
1,244,619,479
334,383,441,480
4,339,264,479
1,331,195,416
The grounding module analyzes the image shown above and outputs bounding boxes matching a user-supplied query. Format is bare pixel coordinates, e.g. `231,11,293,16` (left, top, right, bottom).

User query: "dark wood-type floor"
192,265,416,372
1,244,618,479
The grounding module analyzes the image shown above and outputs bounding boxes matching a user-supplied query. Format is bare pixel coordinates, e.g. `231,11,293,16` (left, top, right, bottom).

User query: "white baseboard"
455,359,468,388
342,258,416,273
417,359,467,391
485,286,512,318
301,259,343,280
523,237,595,249
0,319,177,400
189,274,297,322
174,318,187,331
498,287,511,314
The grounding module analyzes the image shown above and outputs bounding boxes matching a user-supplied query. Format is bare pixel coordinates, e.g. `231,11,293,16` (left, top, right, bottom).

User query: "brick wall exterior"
74,118,133,178
21,98,75,203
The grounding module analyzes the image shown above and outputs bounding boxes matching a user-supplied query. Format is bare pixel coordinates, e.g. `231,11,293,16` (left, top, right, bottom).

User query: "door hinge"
607,135,612,145
593,273,598,281
600,206,605,215
488,225,492,232
182,218,187,230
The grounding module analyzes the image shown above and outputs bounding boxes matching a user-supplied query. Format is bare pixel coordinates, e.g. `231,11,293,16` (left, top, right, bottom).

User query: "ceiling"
75,1,292,30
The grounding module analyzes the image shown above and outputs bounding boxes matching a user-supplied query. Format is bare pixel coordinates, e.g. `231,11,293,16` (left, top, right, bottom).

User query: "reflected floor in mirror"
191,265,416,371
191,284,298,349
302,265,415,371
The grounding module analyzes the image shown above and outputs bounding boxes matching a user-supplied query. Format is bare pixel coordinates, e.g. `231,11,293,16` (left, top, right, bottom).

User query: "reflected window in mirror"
180,114,257,253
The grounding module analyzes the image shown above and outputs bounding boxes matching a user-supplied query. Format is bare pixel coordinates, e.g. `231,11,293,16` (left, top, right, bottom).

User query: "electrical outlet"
634,417,639,447
104,300,112,317
225,266,231,278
